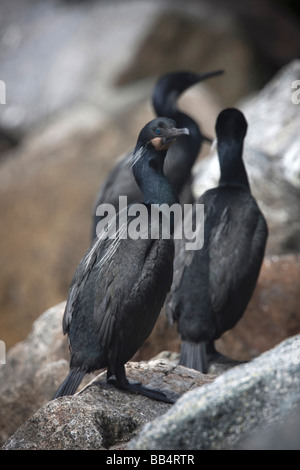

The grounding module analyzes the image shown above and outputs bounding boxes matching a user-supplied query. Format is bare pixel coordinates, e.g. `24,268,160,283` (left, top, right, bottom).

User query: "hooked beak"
194,69,224,84
162,127,189,144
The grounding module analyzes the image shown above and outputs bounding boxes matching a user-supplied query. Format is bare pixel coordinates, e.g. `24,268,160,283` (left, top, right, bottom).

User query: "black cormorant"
91,70,223,241
53,117,189,403
166,108,268,373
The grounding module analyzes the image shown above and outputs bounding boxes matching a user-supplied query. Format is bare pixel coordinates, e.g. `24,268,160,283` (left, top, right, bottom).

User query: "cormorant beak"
177,69,225,94
194,69,224,84
162,127,189,145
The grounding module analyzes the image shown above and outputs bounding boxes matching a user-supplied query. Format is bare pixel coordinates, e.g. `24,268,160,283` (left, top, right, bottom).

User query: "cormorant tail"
179,341,208,373
52,368,86,400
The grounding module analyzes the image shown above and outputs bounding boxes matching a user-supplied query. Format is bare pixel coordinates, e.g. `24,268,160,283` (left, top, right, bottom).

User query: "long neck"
218,139,250,191
133,146,179,206
164,111,201,193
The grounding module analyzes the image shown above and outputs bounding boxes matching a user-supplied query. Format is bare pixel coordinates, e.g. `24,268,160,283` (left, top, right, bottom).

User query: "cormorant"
53,117,189,403
91,70,223,241
166,108,268,373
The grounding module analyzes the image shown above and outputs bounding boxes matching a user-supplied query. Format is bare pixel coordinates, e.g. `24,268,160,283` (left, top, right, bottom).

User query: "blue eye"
155,128,161,135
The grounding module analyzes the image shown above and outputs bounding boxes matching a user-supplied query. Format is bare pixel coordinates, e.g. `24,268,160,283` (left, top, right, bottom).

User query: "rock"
0,301,99,446
117,2,300,105
0,302,68,446
2,252,299,447
237,404,300,450
2,360,215,450
0,0,162,137
117,10,260,106
128,335,300,450
193,60,300,255
0,300,216,448
3,0,298,138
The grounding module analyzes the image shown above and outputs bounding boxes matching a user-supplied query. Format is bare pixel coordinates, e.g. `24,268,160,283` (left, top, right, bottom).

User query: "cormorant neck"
133,146,179,206
218,139,250,191
152,87,178,118
164,111,201,193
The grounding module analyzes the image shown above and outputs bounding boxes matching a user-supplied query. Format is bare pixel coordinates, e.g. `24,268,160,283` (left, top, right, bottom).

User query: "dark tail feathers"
52,368,86,400
179,340,208,373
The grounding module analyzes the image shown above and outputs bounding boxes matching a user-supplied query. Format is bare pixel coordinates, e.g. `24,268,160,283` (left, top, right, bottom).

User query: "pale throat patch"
150,137,175,151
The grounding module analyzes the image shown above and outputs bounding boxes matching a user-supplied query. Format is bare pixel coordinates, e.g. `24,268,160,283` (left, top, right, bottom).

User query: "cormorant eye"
155,128,161,135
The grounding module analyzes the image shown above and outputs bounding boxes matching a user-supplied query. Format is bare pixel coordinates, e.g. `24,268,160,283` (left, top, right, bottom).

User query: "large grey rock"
193,60,300,254
128,335,300,450
0,0,160,136
2,0,298,138
2,298,300,450
237,404,300,450
2,360,215,450
0,300,216,448
0,302,70,446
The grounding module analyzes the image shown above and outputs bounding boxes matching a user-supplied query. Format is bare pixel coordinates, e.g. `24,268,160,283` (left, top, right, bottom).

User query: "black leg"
108,364,175,404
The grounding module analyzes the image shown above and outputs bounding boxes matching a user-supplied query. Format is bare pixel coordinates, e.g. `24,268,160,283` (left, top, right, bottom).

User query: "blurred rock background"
0,0,299,357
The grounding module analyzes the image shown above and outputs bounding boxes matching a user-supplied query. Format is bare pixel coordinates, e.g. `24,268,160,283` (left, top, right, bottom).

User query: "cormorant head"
215,108,248,144
216,108,250,190
137,117,189,152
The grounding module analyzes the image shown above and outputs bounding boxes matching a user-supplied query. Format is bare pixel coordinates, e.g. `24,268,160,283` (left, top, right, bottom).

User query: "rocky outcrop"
128,335,300,450
1,252,300,447
237,403,300,450
0,301,215,448
2,360,215,450
3,333,300,450
0,303,69,446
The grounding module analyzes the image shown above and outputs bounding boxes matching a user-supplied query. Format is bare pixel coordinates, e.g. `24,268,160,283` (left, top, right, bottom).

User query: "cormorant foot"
108,377,175,404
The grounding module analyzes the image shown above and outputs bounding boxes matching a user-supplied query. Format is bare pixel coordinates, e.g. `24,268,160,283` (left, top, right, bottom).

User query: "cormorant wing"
91,150,142,240
93,151,134,207
206,192,268,314
62,235,109,335
165,204,197,324
63,205,130,336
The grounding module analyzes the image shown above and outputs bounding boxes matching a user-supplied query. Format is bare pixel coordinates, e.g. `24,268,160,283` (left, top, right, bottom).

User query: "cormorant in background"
91,70,223,241
166,108,268,373
53,117,189,403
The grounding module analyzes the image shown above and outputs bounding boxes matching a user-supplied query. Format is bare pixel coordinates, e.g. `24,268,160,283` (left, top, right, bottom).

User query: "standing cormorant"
53,117,189,403
166,108,268,373
91,70,223,241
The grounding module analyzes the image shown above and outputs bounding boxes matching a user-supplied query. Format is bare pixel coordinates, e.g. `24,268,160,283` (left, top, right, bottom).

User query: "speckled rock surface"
2,359,215,450
128,335,300,450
